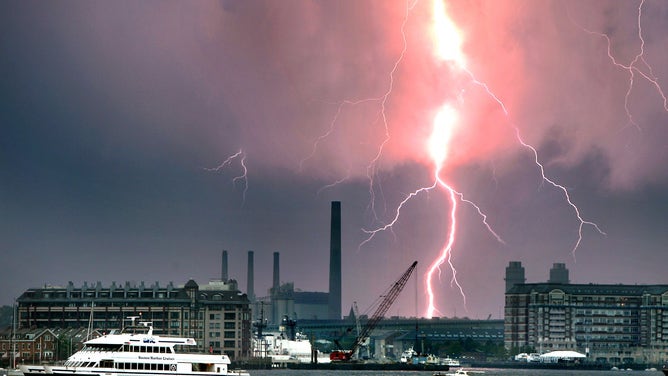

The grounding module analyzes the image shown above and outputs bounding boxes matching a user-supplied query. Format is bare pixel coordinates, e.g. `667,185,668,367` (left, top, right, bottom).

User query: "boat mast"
86,301,94,341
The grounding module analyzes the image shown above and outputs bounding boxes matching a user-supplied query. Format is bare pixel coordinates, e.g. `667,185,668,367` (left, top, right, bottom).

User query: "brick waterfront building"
16,279,251,359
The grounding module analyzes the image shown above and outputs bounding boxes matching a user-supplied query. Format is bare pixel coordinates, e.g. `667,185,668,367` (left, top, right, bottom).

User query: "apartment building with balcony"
504,261,668,365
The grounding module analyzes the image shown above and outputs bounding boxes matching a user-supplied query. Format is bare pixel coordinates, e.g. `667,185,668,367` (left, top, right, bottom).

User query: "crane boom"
330,260,418,361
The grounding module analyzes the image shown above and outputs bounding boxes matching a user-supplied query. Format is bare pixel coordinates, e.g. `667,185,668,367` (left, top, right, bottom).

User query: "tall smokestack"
221,250,228,282
328,201,342,320
273,251,280,290
247,251,255,300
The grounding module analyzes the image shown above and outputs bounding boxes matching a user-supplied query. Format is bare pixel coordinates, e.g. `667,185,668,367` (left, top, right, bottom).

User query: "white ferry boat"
20,321,248,376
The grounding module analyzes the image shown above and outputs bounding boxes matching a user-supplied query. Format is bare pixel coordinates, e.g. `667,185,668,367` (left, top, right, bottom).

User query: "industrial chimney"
221,250,228,282
328,201,342,320
273,251,280,290
247,250,255,301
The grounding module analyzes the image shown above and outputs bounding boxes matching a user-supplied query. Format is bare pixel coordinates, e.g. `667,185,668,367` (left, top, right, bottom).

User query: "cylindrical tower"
222,250,229,282
328,201,342,320
247,250,255,300
273,251,280,290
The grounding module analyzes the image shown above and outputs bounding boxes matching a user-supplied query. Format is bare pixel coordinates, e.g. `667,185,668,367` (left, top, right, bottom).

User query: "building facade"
16,280,251,359
0,328,57,366
505,281,668,365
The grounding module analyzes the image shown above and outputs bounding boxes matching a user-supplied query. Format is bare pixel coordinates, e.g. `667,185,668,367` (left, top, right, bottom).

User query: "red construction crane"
330,260,418,362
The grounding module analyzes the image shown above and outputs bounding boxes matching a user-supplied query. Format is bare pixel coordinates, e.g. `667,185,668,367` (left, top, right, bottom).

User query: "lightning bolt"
570,0,668,131
365,0,606,318
299,0,416,224
215,0,614,320
205,149,249,204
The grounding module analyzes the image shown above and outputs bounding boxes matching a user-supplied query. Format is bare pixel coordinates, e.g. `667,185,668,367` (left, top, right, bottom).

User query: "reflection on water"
249,368,662,376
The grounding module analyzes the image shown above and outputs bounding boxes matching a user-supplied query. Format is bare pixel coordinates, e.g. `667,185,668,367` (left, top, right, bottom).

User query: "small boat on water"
434,368,485,376
662,367,668,376
442,357,461,367
20,319,249,376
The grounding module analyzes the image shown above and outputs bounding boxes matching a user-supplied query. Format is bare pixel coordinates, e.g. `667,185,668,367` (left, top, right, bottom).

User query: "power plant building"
504,261,668,365
263,201,341,323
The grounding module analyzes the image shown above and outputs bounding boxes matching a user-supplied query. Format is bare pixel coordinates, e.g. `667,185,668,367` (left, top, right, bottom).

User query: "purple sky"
2,0,667,319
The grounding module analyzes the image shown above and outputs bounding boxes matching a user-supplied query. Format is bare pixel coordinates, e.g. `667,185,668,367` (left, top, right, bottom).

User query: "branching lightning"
360,0,606,318
212,0,623,319
205,149,249,204
571,0,668,131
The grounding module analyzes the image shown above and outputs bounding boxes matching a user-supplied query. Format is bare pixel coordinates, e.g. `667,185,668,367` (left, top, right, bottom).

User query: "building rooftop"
507,283,668,296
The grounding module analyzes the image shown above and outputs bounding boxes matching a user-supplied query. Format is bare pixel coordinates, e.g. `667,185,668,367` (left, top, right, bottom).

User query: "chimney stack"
247,251,255,300
328,201,342,320
221,250,228,282
273,251,280,290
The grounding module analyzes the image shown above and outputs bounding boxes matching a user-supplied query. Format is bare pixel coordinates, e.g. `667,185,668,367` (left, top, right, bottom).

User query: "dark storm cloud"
2,0,667,318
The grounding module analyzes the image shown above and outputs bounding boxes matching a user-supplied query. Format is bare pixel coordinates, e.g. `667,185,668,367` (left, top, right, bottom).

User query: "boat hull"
23,369,249,376
287,362,449,371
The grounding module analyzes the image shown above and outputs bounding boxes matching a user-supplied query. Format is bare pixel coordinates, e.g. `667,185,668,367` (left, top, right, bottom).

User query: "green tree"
57,335,73,361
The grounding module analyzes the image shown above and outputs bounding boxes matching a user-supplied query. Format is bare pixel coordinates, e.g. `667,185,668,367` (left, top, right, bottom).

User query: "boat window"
100,360,113,368
192,363,215,372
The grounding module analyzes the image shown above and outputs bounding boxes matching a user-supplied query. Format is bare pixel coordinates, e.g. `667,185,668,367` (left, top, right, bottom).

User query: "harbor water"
249,369,662,376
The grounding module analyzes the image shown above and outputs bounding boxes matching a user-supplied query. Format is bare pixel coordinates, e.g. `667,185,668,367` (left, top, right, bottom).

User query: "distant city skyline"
2,1,667,319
